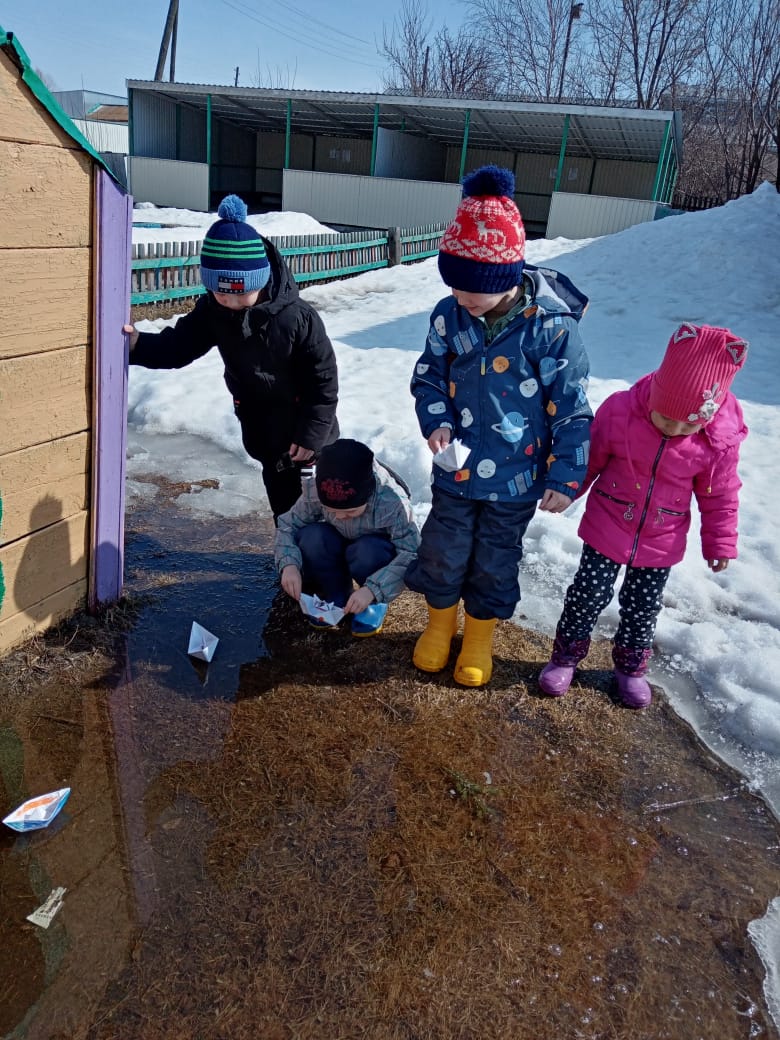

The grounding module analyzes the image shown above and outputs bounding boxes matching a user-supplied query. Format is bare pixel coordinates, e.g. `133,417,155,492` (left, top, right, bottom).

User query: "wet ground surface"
1,489,779,1039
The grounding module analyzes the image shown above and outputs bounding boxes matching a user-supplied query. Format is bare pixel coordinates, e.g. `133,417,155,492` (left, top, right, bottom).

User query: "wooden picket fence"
130,223,447,305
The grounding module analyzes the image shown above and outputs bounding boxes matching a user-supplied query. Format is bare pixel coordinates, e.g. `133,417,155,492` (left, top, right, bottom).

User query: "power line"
220,0,382,70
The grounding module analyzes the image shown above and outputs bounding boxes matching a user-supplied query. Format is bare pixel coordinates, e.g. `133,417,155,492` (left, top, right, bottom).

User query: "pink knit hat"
648,323,748,423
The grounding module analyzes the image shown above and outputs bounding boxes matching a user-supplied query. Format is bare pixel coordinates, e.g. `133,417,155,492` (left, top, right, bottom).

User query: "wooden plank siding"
0,49,83,150
0,513,88,637
0,346,90,454
0,248,91,357
0,43,101,655
0,434,89,547
0,140,93,246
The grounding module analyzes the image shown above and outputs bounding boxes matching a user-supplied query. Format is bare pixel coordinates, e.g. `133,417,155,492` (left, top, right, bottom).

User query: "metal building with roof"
127,81,682,238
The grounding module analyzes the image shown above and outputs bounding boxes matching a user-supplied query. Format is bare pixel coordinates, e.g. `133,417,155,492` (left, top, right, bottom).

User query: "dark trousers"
297,523,396,606
235,403,337,521
404,488,537,620
558,543,671,650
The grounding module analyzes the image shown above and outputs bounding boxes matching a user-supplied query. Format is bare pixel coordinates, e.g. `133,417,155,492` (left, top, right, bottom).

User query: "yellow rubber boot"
454,615,497,687
413,604,459,673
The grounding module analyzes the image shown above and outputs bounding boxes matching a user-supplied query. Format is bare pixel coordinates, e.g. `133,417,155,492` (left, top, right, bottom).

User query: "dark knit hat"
648,323,748,423
315,439,375,509
200,195,270,295
438,165,526,294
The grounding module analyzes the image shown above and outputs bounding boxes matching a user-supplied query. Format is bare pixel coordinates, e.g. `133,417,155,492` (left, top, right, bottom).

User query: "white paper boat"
3,788,71,832
433,438,471,472
299,593,345,626
188,621,219,662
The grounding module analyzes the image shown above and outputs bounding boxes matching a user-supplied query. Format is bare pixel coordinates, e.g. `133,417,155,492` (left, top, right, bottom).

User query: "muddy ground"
0,482,778,1040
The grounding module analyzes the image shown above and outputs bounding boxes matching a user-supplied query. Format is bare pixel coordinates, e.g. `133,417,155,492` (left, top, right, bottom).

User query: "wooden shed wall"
0,47,93,655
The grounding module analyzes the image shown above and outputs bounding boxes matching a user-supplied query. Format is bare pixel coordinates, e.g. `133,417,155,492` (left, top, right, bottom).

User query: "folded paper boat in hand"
299,593,345,626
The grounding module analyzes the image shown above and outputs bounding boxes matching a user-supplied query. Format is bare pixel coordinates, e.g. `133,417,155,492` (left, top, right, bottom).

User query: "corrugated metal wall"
376,128,446,180
546,192,658,239
127,157,209,211
131,91,178,159
179,105,206,162
591,160,656,199
283,170,460,228
72,119,128,154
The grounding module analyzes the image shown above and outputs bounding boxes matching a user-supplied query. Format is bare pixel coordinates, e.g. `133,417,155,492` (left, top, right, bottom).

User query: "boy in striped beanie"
406,165,593,687
125,194,339,521
200,194,271,301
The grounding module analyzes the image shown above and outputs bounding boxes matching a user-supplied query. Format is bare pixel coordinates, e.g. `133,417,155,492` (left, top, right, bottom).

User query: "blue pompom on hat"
200,194,270,295
438,165,526,294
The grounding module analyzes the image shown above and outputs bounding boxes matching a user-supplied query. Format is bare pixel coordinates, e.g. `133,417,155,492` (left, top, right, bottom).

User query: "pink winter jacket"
577,373,748,568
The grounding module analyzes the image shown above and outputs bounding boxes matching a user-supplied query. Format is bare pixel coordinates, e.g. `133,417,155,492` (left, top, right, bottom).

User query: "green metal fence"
130,223,447,305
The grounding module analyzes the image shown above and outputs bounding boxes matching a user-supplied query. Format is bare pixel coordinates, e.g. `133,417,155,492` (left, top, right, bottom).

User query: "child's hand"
344,586,375,615
708,559,730,573
428,427,451,453
288,442,315,463
123,324,139,349
538,489,573,514
281,565,303,600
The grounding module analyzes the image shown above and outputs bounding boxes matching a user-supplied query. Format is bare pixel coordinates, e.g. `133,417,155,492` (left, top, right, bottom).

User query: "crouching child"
275,439,420,636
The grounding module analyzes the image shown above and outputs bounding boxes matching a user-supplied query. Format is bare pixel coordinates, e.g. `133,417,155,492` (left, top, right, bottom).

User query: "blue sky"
3,0,464,96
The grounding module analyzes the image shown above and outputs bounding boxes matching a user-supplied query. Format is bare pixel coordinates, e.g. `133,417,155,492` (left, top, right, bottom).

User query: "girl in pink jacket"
539,323,749,708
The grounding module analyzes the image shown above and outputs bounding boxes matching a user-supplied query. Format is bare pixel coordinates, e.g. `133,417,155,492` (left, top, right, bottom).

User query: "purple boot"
612,645,652,709
539,636,590,697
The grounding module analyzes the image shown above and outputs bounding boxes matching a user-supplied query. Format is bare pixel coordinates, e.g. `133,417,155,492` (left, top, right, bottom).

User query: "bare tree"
381,0,501,97
381,0,436,94
683,0,780,198
579,0,704,108
465,0,578,99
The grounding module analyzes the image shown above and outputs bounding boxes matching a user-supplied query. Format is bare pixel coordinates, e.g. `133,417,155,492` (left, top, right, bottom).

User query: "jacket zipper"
628,438,667,564
654,505,686,526
594,488,635,520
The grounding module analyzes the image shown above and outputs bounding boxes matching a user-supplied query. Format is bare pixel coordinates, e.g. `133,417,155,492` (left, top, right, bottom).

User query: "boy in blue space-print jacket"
405,165,593,688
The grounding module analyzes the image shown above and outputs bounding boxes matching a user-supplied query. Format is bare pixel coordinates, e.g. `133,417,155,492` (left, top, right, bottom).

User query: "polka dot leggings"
557,543,671,650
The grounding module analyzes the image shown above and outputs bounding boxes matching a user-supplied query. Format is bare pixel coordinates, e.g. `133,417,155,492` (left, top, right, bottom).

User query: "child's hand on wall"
123,324,139,350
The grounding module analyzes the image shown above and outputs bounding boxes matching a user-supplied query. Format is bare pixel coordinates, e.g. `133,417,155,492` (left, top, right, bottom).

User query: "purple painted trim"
89,169,132,611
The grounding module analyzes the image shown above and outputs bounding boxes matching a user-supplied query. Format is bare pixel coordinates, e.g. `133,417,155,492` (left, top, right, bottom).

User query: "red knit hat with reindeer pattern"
438,166,526,294
648,323,748,424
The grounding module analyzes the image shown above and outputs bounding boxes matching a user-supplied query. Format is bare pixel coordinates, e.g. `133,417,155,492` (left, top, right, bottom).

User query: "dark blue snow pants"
296,522,396,607
404,488,537,620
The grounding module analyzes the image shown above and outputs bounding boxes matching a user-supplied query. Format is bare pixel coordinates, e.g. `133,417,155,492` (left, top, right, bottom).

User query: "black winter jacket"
129,239,339,453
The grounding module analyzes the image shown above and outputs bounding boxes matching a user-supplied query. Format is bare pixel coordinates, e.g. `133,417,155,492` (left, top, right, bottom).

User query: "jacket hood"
524,264,589,323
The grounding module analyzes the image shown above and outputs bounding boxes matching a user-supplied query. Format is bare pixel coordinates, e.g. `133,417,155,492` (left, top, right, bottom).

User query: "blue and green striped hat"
200,195,270,295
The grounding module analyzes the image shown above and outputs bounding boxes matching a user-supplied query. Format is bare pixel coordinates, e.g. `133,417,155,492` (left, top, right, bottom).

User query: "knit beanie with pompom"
200,195,270,295
437,165,526,294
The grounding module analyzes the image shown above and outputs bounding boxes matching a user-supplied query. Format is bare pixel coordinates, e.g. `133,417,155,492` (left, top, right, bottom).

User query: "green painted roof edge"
0,26,122,184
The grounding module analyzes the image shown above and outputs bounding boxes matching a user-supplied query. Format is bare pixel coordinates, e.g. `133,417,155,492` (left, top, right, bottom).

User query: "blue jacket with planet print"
411,265,593,503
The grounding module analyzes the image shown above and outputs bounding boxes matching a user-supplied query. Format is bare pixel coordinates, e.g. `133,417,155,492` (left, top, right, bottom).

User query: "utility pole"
555,3,584,103
234,66,240,87
155,0,180,82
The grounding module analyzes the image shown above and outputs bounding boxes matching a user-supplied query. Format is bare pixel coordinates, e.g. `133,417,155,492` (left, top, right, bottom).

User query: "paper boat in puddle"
188,621,219,662
3,788,71,832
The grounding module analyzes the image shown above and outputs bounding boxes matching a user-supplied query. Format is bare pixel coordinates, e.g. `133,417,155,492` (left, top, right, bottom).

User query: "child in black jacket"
124,195,339,520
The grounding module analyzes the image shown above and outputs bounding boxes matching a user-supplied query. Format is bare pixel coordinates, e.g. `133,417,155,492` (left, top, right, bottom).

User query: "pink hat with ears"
647,322,748,424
